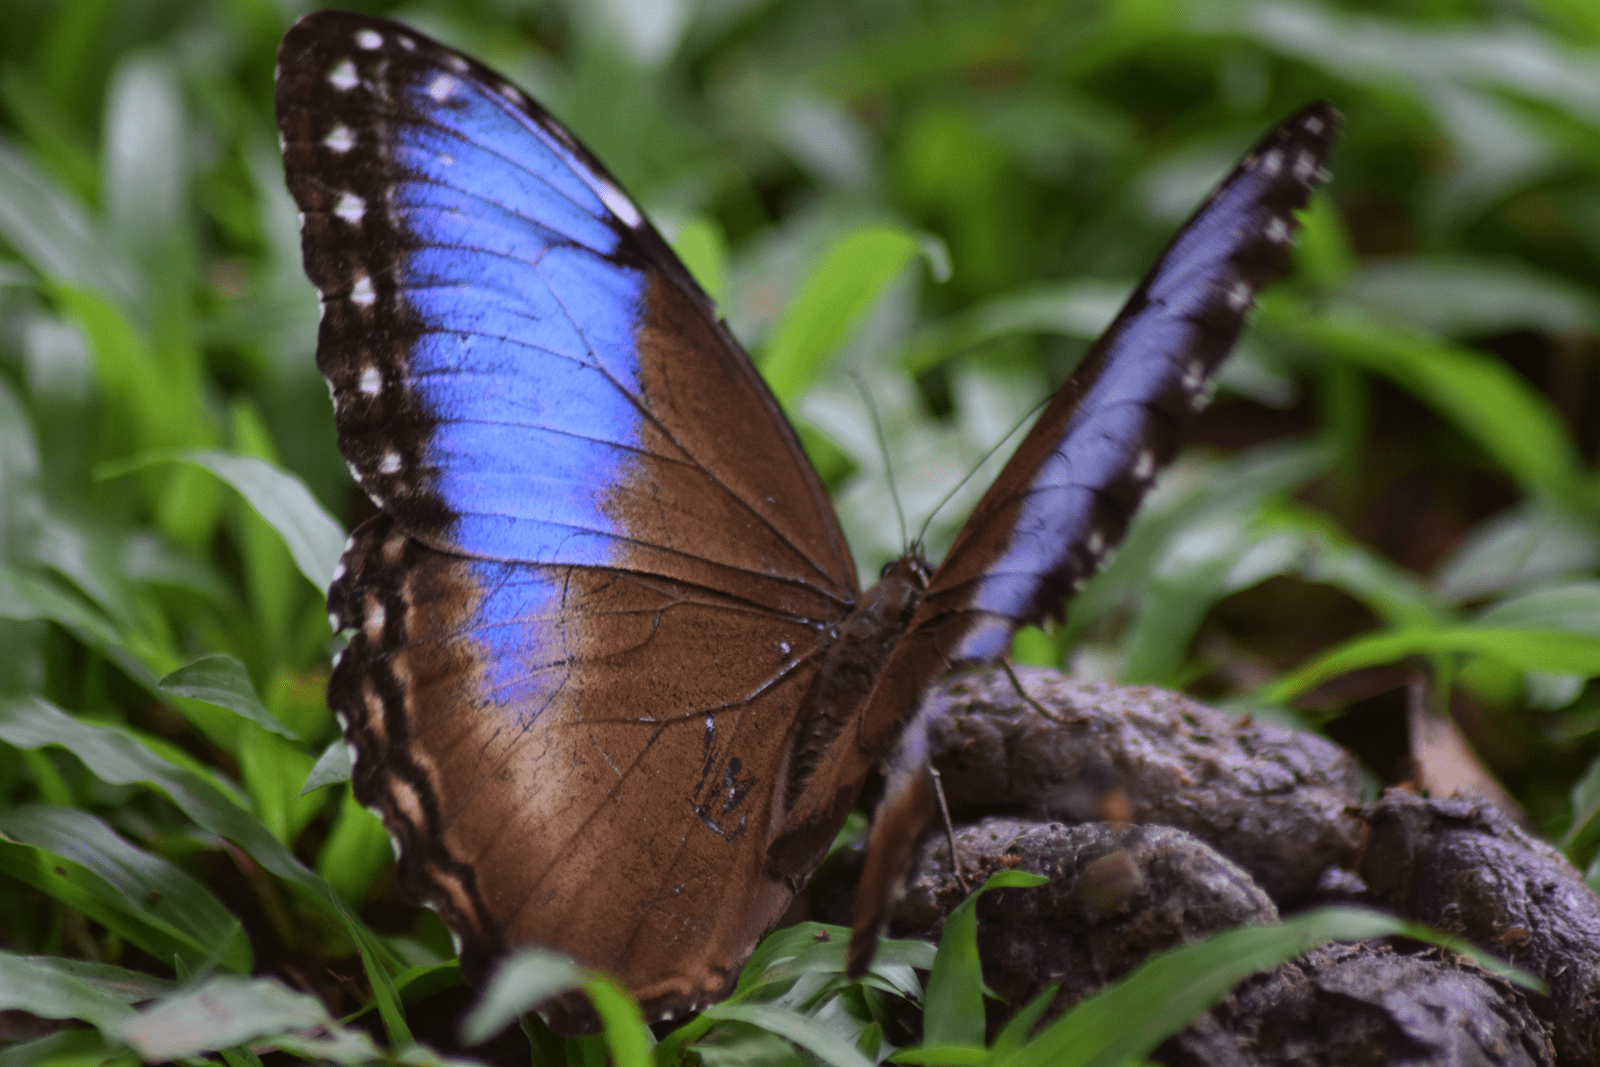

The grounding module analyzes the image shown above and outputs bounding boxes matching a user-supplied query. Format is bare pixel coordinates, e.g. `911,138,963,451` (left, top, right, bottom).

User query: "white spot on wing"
1181,359,1204,391
1088,530,1105,555
428,73,457,103
379,452,401,475
596,179,642,228
350,275,376,307
329,59,358,91
1226,280,1251,311
334,191,365,225
332,561,346,583
355,29,383,50
499,81,523,103
1293,149,1316,182
324,125,355,152
1303,115,1324,134
1260,148,1282,176
445,54,469,73
1265,216,1290,244
1133,450,1155,479
359,366,381,395
398,36,415,51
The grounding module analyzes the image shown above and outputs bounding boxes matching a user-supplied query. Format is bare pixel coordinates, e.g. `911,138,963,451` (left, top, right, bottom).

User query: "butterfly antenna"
851,371,909,552
913,394,1050,549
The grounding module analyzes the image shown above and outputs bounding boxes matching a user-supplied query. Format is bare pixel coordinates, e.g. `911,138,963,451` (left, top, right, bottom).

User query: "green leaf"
586,975,655,1067
924,870,1047,1049
0,144,140,309
301,738,353,794
112,976,378,1064
159,654,298,740
1287,311,1588,506
1434,503,1600,603
703,1003,875,1067
1348,257,1600,338
1264,626,1600,701
889,1046,988,1065
461,947,586,1045
0,805,250,973
237,726,321,843
100,450,345,594
102,54,187,267
17,958,173,1004
0,951,135,1031
0,565,157,687
898,280,1128,375
994,908,1408,1067
987,984,1060,1062
315,788,392,906
0,697,411,1047
761,225,927,404
1473,582,1600,635
671,216,730,310
175,451,345,594
1563,754,1600,853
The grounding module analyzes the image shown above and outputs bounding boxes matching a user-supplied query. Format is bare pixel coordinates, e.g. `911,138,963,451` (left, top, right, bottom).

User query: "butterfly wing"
844,103,1342,969
276,11,858,1024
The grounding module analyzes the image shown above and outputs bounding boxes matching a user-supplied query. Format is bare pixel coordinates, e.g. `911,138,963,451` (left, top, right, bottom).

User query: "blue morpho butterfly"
276,10,1338,1034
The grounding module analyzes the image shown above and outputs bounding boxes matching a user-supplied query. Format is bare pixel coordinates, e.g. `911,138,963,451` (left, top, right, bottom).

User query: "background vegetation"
0,0,1597,1062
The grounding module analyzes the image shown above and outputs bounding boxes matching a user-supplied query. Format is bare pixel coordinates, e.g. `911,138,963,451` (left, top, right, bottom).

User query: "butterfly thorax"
767,554,929,882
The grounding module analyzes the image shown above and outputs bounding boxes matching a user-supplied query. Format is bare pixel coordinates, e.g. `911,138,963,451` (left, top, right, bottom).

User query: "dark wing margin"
923,101,1341,663
846,101,1343,974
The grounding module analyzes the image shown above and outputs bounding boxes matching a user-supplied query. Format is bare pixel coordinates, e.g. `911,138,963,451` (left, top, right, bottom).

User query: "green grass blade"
159,654,299,740
1264,625,1600,701
0,696,411,1046
0,805,250,972
994,908,1407,1067
0,951,136,1032
461,948,585,1045
703,1003,875,1067
176,451,345,594
924,871,1048,1049
761,225,926,405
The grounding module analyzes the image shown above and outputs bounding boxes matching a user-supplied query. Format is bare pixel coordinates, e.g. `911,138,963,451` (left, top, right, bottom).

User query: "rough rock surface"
926,667,1364,902
1160,943,1555,1067
1359,792,1600,1064
842,668,1598,1064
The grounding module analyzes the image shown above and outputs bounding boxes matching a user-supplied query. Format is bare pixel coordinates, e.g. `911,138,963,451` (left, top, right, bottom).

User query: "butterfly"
275,9,1338,1033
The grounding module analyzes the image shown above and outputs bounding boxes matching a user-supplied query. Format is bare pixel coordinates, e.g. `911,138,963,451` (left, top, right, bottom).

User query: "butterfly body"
277,10,1337,1030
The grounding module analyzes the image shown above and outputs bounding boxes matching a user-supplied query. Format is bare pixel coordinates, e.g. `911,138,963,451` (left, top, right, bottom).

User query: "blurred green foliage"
1,0,1599,1062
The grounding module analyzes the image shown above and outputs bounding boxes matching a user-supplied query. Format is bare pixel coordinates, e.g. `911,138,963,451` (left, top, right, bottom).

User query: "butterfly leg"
930,765,968,894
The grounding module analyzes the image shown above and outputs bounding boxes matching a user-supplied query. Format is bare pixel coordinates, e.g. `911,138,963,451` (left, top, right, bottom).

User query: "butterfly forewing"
277,11,861,1026
276,12,853,596
916,102,1340,664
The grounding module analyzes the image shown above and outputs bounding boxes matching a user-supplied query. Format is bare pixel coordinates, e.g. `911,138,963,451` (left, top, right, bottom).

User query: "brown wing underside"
328,516,836,1026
